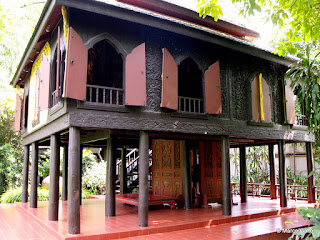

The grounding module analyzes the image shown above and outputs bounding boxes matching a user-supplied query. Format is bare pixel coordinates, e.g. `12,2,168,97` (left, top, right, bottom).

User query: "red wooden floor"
0,196,313,240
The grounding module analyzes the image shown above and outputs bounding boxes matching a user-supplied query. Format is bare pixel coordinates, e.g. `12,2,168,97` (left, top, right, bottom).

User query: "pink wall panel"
125,43,147,106
39,54,50,111
285,84,296,124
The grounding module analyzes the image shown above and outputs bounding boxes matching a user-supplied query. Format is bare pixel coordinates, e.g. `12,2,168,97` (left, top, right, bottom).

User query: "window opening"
178,58,203,113
87,39,123,105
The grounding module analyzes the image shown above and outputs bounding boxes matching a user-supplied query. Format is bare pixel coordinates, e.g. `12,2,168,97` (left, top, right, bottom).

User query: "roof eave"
10,0,57,87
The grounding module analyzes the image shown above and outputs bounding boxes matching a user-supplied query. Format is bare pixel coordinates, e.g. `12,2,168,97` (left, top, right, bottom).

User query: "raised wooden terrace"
0,196,313,240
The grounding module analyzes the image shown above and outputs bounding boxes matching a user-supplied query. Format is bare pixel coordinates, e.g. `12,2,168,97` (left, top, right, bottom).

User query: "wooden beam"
239,144,247,203
62,145,68,201
30,142,39,208
68,127,81,234
22,145,30,203
138,131,149,227
278,140,287,208
269,144,277,200
222,136,231,215
306,142,316,203
105,137,116,217
80,129,110,144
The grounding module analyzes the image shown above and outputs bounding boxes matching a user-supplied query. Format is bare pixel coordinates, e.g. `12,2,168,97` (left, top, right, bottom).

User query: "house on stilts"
11,0,315,235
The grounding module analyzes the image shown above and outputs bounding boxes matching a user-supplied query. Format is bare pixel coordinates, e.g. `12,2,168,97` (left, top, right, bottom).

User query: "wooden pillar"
68,127,81,234
222,136,231,215
22,145,30,203
62,145,68,201
269,144,277,200
105,137,116,217
139,131,149,227
80,145,83,205
306,142,316,203
120,148,127,194
239,144,247,203
49,134,60,221
278,140,287,208
182,140,192,209
30,142,39,208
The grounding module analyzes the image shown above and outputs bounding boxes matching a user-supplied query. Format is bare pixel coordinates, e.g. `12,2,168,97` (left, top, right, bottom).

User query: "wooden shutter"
160,48,178,110
14,94,22,131
285,83,296,124
261,77,272,122
204,61,222,114
251,76,260,121
64,27,88,101
125,43,146,106
39,54,50,111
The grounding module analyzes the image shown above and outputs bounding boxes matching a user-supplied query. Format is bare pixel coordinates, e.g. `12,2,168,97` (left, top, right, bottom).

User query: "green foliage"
0,104,23,195
83,160,106,195
39,149,50,178
82,189,91,199
0,187,22,203
289,207,320,239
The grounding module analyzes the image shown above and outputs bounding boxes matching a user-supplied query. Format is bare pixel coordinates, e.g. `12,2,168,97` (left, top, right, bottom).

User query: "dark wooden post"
182,140,192,209
239,144,247,203
49,134,60,221
22,145,30,203
278,140,287,208
139,131,149,227
306,142,316,203
120,148,127,194
62,145,68,201
222,136,231,215
105,137,116,217
68,127,81,234
269,144,277,199
80,145,83,205
30,142,39,208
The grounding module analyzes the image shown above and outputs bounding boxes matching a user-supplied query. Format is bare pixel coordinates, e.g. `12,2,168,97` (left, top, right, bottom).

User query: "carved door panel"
199,141,222,203
152,139,183,198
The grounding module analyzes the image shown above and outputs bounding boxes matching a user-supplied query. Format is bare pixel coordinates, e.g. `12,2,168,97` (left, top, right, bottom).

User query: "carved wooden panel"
152,139,183,198
199,141,222,203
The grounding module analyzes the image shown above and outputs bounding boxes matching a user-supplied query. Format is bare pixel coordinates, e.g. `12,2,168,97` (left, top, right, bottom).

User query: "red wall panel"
64,27,88,101
125,43,147,106
204,61,222,114
160,48,178,110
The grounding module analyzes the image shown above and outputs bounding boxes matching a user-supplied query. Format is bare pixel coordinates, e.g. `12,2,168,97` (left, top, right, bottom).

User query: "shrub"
83,161,106,195
0,187,22,203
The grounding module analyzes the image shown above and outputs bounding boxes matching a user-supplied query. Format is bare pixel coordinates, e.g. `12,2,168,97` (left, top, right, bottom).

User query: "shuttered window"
284,82,296,124
125,43,146,106
64,27,88,101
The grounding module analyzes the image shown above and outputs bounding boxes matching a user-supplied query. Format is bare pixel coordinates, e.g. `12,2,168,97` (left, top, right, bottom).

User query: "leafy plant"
82,160,106,195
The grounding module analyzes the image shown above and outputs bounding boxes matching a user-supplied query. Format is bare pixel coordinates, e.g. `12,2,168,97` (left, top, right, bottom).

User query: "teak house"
11,0,315,235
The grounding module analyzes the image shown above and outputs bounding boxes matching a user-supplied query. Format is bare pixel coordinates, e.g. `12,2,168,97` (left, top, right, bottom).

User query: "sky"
162,0,276,49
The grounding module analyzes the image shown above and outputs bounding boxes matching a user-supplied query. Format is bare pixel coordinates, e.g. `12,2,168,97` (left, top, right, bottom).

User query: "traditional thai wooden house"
11,0,315,235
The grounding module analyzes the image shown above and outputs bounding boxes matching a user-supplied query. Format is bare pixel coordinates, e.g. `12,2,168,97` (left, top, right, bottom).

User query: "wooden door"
152,139,183,198
199,141,222,203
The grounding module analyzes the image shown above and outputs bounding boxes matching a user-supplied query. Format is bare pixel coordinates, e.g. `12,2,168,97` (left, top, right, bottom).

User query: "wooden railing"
178,96,204,114
51,86,61,107
295,114,308,126
86,84,124,105
231,182,314,201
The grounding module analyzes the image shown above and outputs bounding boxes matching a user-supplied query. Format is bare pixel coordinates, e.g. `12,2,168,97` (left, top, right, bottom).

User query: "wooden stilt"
239,144,247,203
105,137,116,217
80,145,83,205
222,136,231,215
120,148,127,194
269,144,277,200
62,145,68,201
49,134,60,221
278,140,287,208
138,131,149,227
68,127,81,234
182,140,192,209
22,145,30,203
30,142,39,208
306,142,316,203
